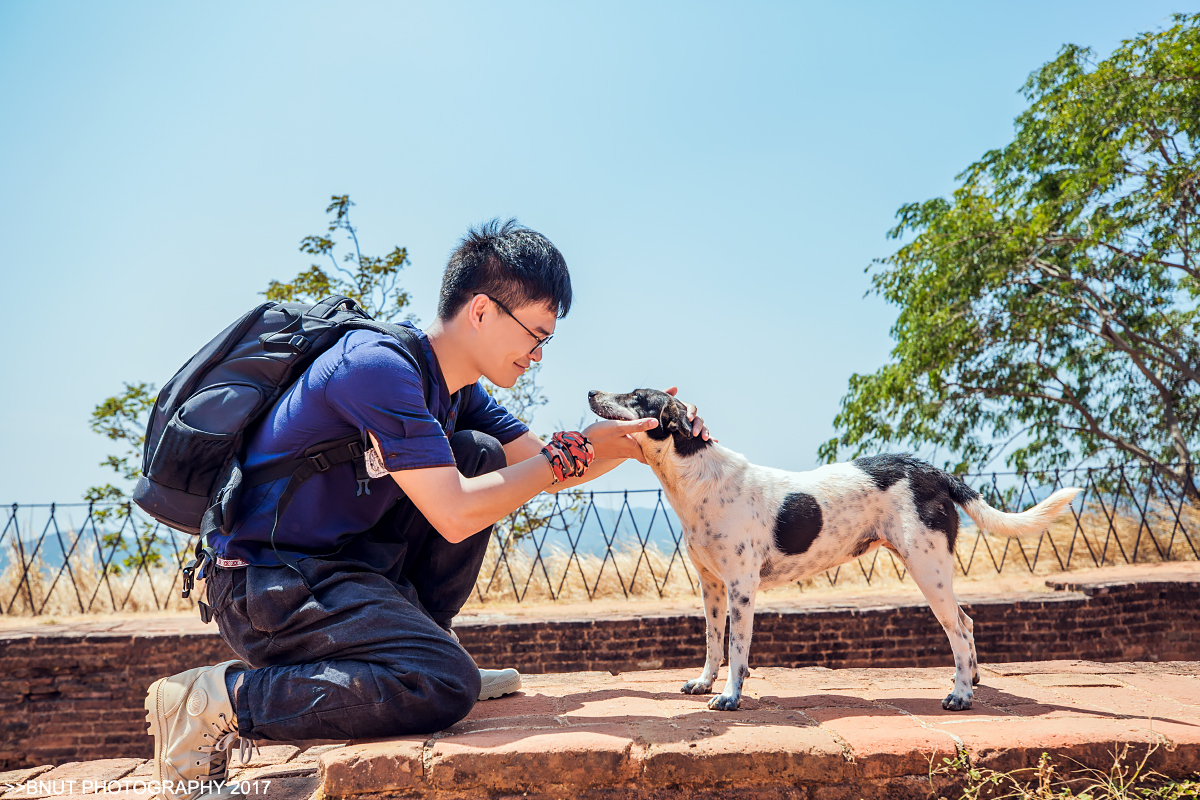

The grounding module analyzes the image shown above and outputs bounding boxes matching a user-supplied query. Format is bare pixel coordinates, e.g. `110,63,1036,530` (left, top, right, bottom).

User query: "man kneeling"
144,220,709,799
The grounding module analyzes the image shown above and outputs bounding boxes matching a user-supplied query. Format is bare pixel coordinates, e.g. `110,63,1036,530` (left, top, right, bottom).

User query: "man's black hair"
437,218,572,320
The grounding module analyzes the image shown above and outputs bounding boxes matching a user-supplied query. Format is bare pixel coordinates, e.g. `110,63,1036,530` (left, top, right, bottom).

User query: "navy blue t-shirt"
209,324,528,567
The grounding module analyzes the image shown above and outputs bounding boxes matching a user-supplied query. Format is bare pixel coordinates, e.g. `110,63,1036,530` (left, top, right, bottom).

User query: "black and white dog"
588,388,1080,712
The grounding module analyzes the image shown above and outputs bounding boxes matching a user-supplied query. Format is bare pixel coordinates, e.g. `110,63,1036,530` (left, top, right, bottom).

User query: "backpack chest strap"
243,434,366,487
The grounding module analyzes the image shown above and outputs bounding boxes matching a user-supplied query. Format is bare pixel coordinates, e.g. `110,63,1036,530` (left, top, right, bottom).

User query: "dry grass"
466,539,701,607
0,538,195,617
1,495,1196,617
465,499,1200,607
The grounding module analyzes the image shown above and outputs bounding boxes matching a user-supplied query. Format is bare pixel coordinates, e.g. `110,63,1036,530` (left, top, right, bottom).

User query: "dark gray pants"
204,430,505,741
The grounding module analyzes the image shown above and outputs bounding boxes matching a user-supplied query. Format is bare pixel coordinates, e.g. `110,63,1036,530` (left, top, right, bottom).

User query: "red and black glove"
542,431,595,484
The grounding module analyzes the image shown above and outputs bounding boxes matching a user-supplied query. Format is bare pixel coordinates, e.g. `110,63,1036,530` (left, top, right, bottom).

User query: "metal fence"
2,463,1197,616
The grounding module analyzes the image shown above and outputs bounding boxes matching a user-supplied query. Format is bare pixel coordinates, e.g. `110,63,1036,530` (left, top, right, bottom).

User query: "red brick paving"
5,660,1196,799
2,563,1199,798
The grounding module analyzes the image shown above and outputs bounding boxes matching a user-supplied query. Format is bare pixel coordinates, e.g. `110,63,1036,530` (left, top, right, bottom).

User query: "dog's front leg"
709,577,757,711
682,564,727,696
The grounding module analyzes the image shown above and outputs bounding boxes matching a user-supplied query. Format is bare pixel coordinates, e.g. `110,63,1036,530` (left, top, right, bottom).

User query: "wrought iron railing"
2,464,1196,616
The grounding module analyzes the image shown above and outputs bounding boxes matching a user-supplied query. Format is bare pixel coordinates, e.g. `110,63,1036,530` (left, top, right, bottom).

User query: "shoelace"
197,713,260,776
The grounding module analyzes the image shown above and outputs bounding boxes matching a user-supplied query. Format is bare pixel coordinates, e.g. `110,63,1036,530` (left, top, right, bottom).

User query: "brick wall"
2,580,1197,768
457,581,1200,673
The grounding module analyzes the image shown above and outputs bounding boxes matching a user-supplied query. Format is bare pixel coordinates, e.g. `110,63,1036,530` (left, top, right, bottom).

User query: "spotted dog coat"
588,388,1082,712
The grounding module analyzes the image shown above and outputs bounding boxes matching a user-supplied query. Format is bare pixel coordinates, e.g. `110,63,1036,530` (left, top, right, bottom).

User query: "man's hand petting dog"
664,386,716,442
585,387,712,464
582,417,659,462
588,386,710,465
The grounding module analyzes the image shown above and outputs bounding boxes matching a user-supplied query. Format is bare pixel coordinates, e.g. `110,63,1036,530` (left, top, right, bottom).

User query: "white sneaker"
145,660,256,800
478,668,522,700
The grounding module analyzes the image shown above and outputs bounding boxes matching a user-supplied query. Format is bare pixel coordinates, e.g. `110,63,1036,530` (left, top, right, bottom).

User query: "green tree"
263,196,570,546
260,194,550,434
820,14,1200,501
262,194,413,320
89,195,560,568
85,381,162,571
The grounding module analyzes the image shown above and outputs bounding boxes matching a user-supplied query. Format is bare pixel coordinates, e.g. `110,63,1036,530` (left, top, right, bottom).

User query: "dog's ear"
645,396,677,441
659,399,688,434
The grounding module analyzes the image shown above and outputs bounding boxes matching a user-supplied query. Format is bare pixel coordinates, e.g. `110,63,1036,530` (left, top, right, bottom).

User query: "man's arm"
501,431,627,492
379,417,657,543
500,385,714,491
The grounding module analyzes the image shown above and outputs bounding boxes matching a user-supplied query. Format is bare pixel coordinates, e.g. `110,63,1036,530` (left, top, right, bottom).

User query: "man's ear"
468,294,490,328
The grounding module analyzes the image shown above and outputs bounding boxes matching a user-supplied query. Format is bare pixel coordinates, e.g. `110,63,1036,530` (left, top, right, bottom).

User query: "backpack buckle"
181,547,210,600
288,335,311,354
309,452,331,472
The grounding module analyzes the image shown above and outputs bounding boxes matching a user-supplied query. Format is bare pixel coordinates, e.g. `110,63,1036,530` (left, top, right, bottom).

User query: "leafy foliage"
928,745,1200,799
88,195,560,565
85,381,160,572
263,195,413,321
821,15,1200,500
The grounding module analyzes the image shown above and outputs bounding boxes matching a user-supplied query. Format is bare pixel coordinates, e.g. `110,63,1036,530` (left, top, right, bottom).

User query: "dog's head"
588,388,711,459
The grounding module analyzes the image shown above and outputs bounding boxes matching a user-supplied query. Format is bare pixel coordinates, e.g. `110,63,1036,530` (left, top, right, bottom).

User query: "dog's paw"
708,694,740,711
941,693,973,711
681,679,714,695
972,673,981,686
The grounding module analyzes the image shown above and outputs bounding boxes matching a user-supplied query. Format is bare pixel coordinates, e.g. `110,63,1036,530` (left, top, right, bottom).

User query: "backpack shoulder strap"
233,321,442,587
387,324,431,406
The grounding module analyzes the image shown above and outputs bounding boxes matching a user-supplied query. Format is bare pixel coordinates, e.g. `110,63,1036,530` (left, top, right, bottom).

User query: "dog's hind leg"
709,577,758,711
958,606,979,685
903,534,977,711
682,563,727,696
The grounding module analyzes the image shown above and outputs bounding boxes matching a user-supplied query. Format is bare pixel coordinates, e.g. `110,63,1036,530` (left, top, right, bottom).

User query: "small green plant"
87,195,564,583
929,744,1200,799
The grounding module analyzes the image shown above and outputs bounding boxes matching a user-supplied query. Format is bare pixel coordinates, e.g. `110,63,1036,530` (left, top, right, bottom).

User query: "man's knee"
438,651,482,727
449,430,506,478
385,646,480,733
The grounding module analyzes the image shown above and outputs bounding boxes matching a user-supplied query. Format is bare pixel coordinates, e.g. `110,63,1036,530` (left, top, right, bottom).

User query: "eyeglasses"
477,294,554,355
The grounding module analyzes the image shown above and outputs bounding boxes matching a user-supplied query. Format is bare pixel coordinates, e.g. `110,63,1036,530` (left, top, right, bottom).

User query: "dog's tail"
947,476,1081,538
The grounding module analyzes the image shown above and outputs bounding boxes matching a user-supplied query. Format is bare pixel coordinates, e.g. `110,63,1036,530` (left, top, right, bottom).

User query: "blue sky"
0,1,1187,504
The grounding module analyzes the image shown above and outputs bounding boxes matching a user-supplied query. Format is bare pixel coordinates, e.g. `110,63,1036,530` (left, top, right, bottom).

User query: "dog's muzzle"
588,390,636,421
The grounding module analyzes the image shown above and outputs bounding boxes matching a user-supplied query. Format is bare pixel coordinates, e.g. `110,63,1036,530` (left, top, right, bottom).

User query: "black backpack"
133,295,433,538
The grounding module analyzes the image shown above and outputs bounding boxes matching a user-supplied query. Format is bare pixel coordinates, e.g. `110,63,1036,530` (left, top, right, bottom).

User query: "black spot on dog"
759,559,775,579
855,454,911,491
637,390,713,458
738,594,750,606
735,543,745,556
773,492,823,555
854,453,973,552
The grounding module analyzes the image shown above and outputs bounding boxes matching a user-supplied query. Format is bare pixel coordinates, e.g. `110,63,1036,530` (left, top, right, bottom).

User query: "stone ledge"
3,564,1199,770
317,661,1200,800
4,661,1198,800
